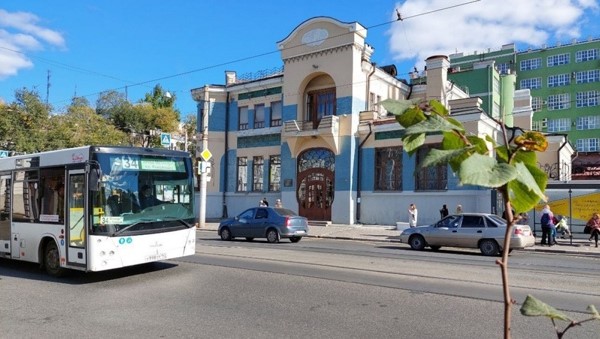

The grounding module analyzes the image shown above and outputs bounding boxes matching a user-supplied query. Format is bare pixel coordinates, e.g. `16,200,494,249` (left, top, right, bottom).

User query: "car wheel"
245,237,254,242
44,241,66,277
408,235,426,250
430,245,441,251
479,239,500,256
220,227,232,241
266,229,279,243
289,236,302,243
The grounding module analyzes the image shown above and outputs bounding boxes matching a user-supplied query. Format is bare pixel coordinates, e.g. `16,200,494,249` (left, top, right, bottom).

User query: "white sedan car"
399,213,535,256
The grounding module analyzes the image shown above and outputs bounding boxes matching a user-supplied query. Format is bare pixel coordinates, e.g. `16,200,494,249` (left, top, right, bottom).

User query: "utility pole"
198,87,209,228
46,70,51,106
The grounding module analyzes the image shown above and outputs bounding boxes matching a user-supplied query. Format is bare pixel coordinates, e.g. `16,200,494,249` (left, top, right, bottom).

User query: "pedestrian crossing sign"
160,133,171,146
0,150,8,158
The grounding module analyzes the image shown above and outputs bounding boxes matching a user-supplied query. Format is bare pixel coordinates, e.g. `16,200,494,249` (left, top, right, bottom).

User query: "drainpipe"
222,92,230,218
356,62,377,223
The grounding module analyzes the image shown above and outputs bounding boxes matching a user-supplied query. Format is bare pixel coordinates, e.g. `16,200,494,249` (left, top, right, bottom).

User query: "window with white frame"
497,63,510,74
576,69,600,84
547,53,570,67
576,91,599,108
531,120,544,131
547,74,570,87
576,49,599,62
547,118,571,132
520,78,542,89
576,138,599,152
532,97,543,112
236,157,248,192
270,101,282,127
576,116,600,130
252,156,263,191
520,58,541,71
254,104,265,129
268,155,281,192
238,106,248,130
547,93,570,110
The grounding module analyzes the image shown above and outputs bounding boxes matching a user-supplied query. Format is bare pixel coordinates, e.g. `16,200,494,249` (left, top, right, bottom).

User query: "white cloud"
388,0,599,67
0,9,64,80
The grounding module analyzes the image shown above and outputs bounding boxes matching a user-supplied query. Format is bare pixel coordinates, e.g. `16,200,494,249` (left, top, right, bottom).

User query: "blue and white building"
191,17,573,226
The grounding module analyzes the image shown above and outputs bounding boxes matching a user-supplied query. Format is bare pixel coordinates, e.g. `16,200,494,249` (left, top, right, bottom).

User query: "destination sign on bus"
110,155,180,172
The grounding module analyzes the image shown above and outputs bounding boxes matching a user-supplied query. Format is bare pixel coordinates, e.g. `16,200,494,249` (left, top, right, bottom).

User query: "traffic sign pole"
198,88,209,228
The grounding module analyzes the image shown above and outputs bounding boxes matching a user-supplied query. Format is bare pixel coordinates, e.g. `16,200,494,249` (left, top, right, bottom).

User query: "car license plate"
295,230,306,234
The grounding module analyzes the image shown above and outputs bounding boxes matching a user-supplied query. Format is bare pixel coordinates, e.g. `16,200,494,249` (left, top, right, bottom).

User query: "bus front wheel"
44,241,66,277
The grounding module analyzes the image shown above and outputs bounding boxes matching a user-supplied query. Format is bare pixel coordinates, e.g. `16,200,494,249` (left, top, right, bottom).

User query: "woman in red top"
586,212,600,247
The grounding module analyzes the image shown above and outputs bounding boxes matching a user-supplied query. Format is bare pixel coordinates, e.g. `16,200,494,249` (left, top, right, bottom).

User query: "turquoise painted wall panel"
226,150,238,193
283,104,297,121
237,134,281,148
209,101,227,132
227,101,239,131
335,135,356,191
280,143,296,192
360,147,374,190
337,96,353,115
403,152,416,191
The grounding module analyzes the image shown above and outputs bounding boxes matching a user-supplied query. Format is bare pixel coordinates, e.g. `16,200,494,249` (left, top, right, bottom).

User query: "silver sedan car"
399,213,535,256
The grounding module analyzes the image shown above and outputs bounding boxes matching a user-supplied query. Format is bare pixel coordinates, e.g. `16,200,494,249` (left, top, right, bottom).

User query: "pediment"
277,16,366,61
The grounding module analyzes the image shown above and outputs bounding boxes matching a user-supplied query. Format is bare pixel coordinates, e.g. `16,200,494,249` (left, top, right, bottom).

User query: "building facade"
449,38,600,179
191,17,573,226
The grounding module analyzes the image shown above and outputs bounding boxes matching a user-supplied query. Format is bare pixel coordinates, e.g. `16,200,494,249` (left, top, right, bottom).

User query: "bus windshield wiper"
161,216,194,228
111,219,156,237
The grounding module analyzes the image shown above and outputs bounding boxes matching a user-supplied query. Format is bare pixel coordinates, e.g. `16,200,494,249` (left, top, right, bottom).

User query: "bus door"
66,170,86,266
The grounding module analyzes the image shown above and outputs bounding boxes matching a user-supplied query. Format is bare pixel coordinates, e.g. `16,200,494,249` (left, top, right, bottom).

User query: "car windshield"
91,152,195,235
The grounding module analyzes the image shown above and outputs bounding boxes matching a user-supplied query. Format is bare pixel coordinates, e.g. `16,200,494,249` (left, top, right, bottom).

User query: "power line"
3,0,482,108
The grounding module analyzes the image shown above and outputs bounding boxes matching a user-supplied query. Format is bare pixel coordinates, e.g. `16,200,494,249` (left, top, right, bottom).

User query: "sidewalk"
196,222,600,257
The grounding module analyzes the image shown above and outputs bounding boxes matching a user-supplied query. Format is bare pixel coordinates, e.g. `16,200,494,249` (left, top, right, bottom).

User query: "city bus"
0,146,196,276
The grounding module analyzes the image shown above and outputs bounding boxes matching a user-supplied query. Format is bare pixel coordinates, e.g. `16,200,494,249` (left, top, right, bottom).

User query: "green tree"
382,98,598,338
46,97,128,148
0,88,51,153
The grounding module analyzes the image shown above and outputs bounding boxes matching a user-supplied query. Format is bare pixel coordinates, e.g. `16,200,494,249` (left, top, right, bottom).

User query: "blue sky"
1,0,599,118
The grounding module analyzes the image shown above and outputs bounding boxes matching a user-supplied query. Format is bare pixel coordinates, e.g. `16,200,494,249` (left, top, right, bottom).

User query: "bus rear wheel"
44,241,66,277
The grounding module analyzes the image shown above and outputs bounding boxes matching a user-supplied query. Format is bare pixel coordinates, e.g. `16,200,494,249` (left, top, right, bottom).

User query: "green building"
449,38,600,154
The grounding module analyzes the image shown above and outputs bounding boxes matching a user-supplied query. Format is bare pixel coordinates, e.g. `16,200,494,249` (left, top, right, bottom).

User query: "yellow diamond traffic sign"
200,149,212,161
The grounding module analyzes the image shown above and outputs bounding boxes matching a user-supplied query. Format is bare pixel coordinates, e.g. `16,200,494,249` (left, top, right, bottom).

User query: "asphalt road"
0,234,599,338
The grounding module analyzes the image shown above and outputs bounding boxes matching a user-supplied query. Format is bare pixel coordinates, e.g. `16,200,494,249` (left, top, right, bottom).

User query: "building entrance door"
297,148,335,221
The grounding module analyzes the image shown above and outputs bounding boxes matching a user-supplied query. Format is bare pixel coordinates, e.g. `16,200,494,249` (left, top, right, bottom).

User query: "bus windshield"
91,152,195,235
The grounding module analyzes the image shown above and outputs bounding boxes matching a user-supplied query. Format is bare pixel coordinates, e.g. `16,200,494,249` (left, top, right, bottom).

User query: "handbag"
584,225,591,234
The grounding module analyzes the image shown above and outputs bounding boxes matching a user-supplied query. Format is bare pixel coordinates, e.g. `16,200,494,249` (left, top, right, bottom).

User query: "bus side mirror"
89,168,100,191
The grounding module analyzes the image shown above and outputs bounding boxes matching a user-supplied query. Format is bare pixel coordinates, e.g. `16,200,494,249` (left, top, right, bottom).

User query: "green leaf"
395,107,427,128
459,154,517,187
405,114,463,135
508,180,543,213
520,295,572,322
442,131,465,150
512,149,537,167
402,133,426,155
420,148,467,168
466,135,489,154
428,99,449,116
495,145,509,163
513,162,545,199
381,98,422,116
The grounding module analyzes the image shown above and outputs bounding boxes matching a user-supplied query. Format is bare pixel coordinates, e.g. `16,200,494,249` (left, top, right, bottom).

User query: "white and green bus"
0,146,196,276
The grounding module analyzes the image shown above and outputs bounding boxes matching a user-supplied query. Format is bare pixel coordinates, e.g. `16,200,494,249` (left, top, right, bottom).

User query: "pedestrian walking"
440,204,449,218
259,197,269,207
456,204,463,214
275,199,283,208
540,204,556,246
585,212,600,247
408,203,418,227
